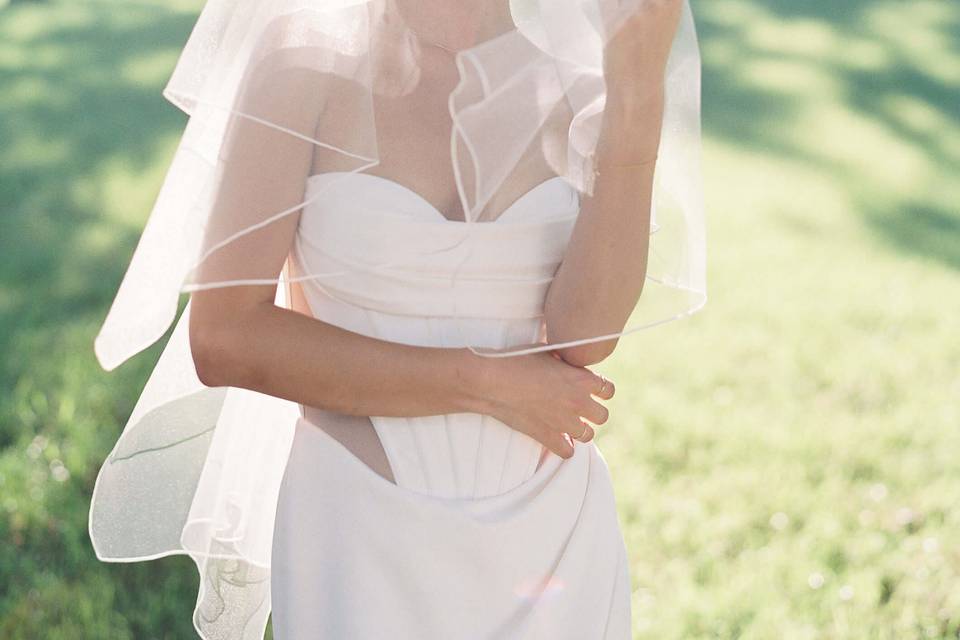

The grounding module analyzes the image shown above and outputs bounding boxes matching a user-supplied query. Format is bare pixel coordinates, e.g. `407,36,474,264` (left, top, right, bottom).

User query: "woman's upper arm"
188,66,330,376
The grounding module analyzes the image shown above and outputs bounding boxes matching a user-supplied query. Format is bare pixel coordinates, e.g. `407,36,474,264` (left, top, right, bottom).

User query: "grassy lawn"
1,0,958,638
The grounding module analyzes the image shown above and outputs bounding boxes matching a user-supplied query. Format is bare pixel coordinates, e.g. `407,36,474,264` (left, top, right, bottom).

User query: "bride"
88,0,705,638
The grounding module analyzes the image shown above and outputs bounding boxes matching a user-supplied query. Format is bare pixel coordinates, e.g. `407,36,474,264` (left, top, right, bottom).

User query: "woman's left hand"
602,0,685,108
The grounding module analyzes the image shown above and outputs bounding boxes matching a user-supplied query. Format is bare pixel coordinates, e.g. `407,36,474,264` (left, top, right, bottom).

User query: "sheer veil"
88,1,705,637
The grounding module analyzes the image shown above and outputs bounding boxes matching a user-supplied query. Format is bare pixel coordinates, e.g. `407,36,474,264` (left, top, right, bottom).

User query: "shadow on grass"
0,2,210,638
695,0,960,269
0,2,192,334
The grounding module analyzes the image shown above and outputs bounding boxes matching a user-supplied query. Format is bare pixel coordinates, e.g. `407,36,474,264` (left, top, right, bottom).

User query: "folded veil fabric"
88,1,706,638
93,0,705,369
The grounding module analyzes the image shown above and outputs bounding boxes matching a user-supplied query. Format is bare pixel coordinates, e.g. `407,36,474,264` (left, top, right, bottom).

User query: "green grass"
1,0,958,638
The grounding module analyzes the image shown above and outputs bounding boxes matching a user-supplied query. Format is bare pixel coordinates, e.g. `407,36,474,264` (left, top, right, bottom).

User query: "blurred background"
1,0,958,637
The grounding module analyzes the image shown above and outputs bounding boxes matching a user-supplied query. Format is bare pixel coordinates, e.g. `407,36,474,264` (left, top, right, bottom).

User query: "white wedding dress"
269,171,633,638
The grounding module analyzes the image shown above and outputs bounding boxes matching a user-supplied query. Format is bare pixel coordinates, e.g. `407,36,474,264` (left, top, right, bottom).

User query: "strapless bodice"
293,171,581,319
289,171,582,498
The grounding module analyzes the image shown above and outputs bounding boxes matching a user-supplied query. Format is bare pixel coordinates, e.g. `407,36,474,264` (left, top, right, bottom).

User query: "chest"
309,63,572,223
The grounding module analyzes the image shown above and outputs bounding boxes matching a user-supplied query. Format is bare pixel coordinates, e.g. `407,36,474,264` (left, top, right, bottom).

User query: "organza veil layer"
94,0,704,369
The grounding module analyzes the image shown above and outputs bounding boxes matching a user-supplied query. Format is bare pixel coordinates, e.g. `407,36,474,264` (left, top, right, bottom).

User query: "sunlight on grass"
867,4,960,85
121,48,182,85
597,0,960,637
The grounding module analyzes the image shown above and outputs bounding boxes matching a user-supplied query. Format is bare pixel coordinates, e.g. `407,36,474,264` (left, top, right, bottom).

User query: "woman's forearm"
191,297,492,418
543,92,664,367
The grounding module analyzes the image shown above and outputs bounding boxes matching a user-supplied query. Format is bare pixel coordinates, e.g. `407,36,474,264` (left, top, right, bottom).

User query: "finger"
564,417,594,443
574,422,596,444
547,433,575,459
590,374,615,400
581,398,610,426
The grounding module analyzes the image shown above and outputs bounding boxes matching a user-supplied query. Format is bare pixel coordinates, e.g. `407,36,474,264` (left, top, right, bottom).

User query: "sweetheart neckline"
305,171,576,225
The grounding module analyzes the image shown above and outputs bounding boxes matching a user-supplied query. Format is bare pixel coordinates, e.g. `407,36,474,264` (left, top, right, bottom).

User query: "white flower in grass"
808,572,825,589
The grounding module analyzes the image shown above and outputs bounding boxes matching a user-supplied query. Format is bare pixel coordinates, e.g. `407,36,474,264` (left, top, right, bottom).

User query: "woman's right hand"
468,344,616,460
